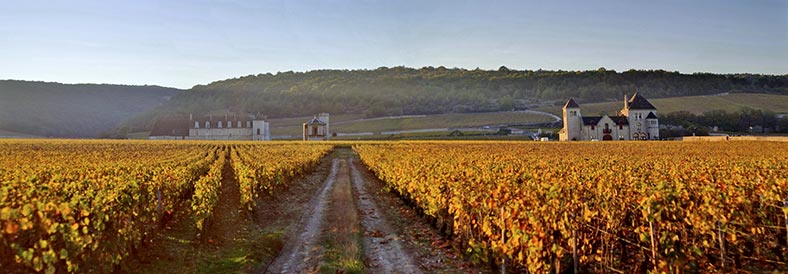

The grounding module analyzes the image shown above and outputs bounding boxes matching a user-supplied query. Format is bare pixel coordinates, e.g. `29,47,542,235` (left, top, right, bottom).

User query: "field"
0,140,331,273
538,93,788,116
268,111,557,137
356,141,788,272
1,139,787,273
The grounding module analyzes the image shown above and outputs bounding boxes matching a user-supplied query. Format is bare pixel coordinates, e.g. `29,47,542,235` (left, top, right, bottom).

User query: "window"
257,128,261,135
619,124,623,130
217,121,222,128
205,121,210,128
570,110,577,116
591,125,595,130
246,121,251,128
237,121,242,128
194,121,200,128
226,121,232,128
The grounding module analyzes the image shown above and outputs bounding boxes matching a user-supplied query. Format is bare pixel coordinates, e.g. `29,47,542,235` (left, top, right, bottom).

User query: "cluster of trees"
661,108,788,137
147,67,787,124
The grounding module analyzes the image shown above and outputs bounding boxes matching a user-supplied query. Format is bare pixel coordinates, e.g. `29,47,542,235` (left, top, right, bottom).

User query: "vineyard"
0,140,331,273
2,139,787,273
355,141,788,273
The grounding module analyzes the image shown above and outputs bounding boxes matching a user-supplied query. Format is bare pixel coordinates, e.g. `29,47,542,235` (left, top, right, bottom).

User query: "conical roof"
563,98,580,108
305,116,327,125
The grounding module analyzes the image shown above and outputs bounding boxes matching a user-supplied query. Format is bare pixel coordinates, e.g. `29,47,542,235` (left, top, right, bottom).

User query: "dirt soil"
349,154,491,274
265,147,488,273
350,157,422,273
125,148,335,274
264,159,340,273
127,147,489,274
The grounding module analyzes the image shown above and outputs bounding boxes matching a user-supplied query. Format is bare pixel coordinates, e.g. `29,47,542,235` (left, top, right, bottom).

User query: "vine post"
648,205,658,272
501,207,506,274
572,211,578,274
717,220,726,270
783,199,788,246
156,188,163,218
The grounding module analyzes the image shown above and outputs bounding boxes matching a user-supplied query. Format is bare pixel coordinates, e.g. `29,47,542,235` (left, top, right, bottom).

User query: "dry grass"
320,160,364,273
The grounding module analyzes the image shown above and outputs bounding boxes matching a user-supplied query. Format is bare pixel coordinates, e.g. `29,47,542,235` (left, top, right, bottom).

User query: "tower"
303,113,329,141
252,117,270,141
624,92,657,140
560,98,581,141
646,112,659,140
318,113,330,140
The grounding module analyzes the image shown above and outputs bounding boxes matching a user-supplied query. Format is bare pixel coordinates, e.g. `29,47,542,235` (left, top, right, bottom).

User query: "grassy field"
270,111,555,136
537,93,788,116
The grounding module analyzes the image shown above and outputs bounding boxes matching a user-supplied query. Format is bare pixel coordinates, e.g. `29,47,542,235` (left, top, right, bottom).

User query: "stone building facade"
149,113,270,141
559,93,659,141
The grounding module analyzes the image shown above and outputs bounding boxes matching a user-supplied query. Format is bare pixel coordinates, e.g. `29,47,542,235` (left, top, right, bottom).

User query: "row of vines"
0,140,332,273
355,141,788,273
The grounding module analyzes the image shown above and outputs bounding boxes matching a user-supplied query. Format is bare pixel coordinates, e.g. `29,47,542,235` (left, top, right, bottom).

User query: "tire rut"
264,158,340,273
350,158,422,274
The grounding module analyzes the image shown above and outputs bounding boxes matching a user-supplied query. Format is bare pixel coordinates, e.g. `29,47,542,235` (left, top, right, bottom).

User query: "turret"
318,113,330,140
560,98,581,141
646,112,659,140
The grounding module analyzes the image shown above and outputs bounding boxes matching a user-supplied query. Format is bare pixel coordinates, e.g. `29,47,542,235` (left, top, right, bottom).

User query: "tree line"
148,67,787,123
661,108,788,137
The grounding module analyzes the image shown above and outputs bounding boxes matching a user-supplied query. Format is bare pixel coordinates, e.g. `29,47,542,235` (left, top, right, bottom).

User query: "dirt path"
264,158,340,273
350,157,422,274
264,148,487,273
350,153,491,274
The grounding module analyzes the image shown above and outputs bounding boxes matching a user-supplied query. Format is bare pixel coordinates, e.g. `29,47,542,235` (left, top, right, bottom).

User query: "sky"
1,0,786,89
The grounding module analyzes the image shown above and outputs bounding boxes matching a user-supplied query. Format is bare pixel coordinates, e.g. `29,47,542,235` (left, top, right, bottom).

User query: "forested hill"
0,80,181,137
149,67,787,122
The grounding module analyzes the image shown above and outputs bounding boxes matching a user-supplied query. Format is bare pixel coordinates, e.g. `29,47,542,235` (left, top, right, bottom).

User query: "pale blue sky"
1,0,786,89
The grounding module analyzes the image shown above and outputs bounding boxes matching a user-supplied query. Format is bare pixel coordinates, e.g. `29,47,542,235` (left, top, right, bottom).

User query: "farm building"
303,113,330,141
149,113,270,140
559,93,659,141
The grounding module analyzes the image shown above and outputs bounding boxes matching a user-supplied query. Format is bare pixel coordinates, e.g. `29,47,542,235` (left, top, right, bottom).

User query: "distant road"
520,109,561,123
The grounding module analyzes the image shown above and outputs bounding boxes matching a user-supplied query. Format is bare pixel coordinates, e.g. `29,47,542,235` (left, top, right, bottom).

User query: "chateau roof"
581,116,601,126
610,115,630,125
192,115,254,122
627,93,656,110
582,115,629,126
563,98,580,108
149,117,190,137
305,117,327,125
646,112,658,119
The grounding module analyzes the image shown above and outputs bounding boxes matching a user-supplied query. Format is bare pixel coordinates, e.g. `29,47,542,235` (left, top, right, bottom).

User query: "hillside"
537,93,788,116
268,111,558,137
135,67,787,132
0,80,181,137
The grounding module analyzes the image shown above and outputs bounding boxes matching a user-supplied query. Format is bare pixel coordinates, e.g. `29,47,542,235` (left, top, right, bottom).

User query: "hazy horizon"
2,0,786,89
